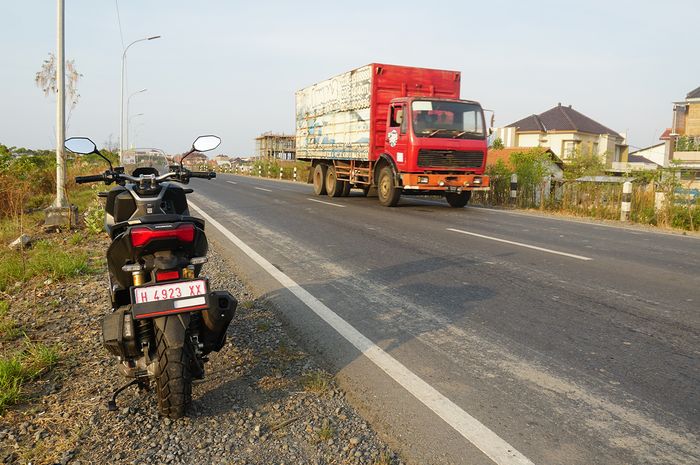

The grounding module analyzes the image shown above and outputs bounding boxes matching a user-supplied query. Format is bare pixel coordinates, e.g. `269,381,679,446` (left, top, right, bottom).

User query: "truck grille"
417,150,484,168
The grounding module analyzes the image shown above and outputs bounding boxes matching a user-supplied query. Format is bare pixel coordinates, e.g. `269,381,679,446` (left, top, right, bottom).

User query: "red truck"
295,63,490,207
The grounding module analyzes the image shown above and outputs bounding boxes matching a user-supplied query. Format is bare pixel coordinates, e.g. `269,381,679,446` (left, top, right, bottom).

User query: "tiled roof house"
494,103,628,166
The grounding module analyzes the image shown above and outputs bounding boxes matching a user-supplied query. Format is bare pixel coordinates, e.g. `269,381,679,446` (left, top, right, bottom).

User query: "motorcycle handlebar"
75,174,105,184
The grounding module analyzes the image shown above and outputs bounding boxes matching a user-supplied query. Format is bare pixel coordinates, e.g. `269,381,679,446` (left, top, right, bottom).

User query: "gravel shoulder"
0,232,402,465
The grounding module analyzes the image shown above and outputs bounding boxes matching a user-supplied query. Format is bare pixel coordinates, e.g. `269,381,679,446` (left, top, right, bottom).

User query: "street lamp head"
148,35,161,40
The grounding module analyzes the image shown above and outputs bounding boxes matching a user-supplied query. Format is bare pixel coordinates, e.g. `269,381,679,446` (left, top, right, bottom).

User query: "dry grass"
317,419,334,441
301,369,332,394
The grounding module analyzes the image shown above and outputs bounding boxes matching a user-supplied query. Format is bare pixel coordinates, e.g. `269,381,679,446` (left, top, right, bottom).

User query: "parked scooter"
65,135,237,419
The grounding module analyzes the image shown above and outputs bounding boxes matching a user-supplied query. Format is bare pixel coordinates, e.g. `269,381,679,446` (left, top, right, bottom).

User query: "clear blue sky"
1,0,698,155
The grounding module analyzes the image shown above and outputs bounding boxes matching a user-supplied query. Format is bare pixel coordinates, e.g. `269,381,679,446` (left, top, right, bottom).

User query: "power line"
114,0,125,50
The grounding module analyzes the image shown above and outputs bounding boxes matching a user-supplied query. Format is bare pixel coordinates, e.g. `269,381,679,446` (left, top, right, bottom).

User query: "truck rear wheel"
377,166,401,207
313,164,327,195
446,191,471,208
325,165,343,197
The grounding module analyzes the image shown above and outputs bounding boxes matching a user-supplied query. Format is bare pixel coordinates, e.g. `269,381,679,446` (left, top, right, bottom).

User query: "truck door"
385,103,408,167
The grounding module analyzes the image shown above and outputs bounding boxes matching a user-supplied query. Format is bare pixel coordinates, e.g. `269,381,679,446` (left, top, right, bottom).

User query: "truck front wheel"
377,166,401,207
445,191,471,208
313,164,327,195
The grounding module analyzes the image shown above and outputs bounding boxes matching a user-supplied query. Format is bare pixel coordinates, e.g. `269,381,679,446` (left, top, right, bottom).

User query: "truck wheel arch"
374,154,401,187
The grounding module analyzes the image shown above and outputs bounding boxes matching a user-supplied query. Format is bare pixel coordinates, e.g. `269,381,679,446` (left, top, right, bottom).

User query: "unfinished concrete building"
255,132,296,160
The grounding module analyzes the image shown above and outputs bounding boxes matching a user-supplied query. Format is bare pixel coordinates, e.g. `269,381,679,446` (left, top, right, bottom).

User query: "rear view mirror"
192,135,221,153
65,137,97,155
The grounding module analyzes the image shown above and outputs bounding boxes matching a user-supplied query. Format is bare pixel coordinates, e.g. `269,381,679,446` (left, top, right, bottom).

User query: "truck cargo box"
295,63,461,162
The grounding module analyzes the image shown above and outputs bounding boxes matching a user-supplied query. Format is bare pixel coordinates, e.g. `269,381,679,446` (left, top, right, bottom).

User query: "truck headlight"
473,177,482,184
438,180,445,187
418,176,429,184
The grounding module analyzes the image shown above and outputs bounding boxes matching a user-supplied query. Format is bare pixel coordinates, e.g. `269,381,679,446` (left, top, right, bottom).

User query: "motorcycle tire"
154,324,193,419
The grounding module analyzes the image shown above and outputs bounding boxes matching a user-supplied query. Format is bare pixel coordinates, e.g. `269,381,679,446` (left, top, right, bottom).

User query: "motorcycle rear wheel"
154,324,193,419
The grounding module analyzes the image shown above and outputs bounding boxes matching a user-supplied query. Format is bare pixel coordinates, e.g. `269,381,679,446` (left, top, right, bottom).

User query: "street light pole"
127,113,144,149
54,0,67,208
119,35,160,162
126,89,147,149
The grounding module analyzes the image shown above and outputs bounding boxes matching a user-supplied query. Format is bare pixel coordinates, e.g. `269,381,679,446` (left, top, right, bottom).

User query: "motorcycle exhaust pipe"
200,291,237,353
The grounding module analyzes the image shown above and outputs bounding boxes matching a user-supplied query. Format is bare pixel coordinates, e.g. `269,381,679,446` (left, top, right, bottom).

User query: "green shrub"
83,201,105,235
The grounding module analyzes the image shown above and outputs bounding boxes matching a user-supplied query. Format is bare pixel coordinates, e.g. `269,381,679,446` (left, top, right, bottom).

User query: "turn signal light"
130,224,195,247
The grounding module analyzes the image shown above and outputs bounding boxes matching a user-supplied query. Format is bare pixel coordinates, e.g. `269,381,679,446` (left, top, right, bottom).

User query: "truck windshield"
411,100,485,139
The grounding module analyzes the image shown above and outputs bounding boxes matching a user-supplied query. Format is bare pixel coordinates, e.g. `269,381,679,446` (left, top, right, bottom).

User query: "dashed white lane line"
307,198,346,208
447,227,593,261
226,180,237,185
189,200,535,465
254,187,272,192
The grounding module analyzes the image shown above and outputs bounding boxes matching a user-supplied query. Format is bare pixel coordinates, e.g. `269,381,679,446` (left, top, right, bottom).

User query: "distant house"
494,103,628,166
667,85,700,187
255,132,296,160
176,152,208,168
213,154,232,167
627,143,665,167
487,147,564,180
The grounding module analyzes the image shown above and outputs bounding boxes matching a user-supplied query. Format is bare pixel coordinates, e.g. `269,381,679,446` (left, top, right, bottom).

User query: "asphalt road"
189,173,699,465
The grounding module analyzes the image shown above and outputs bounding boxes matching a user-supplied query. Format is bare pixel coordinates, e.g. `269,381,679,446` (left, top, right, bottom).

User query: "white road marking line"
189,201,535,465
226,181,237,185
466,206,699,239
254,187,272,192
307,198,346,208
447,227,592,261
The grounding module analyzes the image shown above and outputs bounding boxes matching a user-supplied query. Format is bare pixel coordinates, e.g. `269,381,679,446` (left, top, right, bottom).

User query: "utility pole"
55,0,67,208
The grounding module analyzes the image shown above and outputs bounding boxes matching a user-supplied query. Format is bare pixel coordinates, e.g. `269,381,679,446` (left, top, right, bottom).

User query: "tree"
35,53,82,127
564,148,606,180
510,148,550,206
490,137,504,150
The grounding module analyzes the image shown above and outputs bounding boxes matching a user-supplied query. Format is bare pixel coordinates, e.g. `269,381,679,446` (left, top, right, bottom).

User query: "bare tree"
35,52,82,127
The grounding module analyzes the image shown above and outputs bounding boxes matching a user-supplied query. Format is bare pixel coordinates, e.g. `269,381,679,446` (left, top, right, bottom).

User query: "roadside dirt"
0,232,402,465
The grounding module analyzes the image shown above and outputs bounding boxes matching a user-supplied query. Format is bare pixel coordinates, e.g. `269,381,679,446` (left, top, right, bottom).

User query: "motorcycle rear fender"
152,313,190,350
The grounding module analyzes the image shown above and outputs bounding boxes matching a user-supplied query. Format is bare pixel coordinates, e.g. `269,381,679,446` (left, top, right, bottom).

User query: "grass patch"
0,319,22,342
256,321,270,333
373,451,393,465
0,300,21,341
301,370,332,394
0,239,91,291
241,300,254,310
317,420,334,441
0,342,60,413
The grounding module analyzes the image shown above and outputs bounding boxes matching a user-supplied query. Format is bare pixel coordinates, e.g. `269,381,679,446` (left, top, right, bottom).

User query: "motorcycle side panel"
102,307,140,358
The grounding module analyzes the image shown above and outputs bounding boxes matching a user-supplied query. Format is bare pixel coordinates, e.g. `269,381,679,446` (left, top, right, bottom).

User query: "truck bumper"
400,173,490,192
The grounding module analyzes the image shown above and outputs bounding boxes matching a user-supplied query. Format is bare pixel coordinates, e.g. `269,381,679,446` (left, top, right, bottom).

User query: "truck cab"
380,97,489,206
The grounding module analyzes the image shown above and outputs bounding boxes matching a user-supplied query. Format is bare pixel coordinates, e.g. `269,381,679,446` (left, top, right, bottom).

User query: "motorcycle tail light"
155,270,180,282
130,224,195,247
